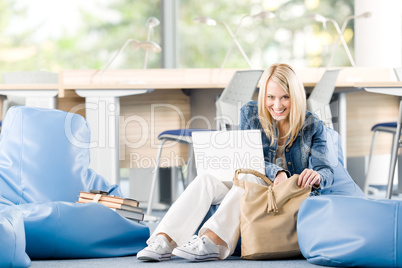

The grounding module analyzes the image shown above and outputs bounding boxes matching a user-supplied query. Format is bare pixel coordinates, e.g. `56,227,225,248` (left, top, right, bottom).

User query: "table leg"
75,88,153,186
84,96,120,185
25,96,57,109
338,92,347,166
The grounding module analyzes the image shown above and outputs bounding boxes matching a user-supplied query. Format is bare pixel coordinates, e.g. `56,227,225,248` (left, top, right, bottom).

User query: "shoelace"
185,235,204,250
148,236,168,250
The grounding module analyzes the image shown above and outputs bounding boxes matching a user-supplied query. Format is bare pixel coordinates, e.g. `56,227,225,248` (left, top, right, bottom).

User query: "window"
177,0,354,68
0,0,354,72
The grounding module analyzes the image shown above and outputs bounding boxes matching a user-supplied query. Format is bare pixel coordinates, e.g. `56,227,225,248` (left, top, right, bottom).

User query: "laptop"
192,130,265,182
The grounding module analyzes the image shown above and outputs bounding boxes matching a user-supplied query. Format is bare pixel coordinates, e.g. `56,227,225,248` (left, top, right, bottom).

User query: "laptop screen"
192,130,265,181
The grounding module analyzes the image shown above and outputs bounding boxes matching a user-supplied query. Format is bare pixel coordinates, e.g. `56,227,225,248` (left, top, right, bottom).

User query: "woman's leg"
199,174,268,259
151,173,230,246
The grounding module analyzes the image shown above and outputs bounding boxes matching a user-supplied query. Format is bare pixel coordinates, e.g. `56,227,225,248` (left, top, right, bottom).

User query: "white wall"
355,0,402,67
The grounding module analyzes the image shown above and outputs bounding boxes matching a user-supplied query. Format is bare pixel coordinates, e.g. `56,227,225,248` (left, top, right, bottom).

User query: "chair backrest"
306,69,340,129
0,106,120,204
394,68,402,81
215,70,263,130
1,71,59,120
319,127,364,196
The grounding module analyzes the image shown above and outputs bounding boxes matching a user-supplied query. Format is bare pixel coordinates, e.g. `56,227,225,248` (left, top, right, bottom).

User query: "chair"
0,106,148,261
298,195,401,268
364,67,402,197
215,70,264,130
146,70,263,219
306,69,341,129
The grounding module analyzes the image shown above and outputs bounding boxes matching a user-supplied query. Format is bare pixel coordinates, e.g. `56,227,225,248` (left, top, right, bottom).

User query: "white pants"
151,172,267,259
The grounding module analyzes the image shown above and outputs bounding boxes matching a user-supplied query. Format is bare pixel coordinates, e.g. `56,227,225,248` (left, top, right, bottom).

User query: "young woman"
137,63,334,262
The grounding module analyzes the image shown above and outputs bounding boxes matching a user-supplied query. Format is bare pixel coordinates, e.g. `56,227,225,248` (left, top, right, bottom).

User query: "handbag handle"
233,168,274,187
233,168,278,212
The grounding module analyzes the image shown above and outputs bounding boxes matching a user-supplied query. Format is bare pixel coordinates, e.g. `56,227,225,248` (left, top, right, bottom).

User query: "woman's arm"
304,122,334,189
264,161,290,182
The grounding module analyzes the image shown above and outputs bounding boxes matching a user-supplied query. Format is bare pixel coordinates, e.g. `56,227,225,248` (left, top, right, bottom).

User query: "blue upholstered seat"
296,128,402,267
298,195,402,267
371,121,397,131
320,127,364,196
0,208,30,267
0,106,149,266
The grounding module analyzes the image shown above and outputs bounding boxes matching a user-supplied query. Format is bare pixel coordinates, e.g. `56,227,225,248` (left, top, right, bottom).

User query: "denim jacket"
240,101,334,195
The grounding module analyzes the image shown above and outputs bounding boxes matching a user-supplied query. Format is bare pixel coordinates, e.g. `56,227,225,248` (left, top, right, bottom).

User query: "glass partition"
0,0,354,71
178,0,354,68
0,0,162,72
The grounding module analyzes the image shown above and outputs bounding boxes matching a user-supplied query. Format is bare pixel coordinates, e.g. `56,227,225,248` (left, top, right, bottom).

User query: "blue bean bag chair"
298,195,402,267
319,127,364,197
296,128,402,267
0,207,31,267
0,106,149,266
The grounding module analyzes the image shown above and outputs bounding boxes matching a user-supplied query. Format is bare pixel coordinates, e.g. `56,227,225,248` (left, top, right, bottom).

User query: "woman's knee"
188,173,229,197
192,173,222,187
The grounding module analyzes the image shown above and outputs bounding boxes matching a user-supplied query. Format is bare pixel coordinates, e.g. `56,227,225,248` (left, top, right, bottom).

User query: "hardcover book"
112,208,144,222
77,197,142,213
76,191,144,222
78,191,140,207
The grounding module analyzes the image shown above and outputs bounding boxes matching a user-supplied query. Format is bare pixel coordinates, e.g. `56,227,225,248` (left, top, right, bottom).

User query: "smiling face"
264,79,291,122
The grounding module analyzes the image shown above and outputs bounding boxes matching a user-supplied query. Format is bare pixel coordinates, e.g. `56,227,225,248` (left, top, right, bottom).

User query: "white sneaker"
137,235,175,261
172,235,220,262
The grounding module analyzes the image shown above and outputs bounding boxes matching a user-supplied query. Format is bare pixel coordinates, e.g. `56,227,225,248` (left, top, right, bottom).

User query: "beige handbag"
233,168,311,260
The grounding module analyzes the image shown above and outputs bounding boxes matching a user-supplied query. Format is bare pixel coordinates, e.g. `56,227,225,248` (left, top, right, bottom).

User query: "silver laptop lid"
192,130,265,181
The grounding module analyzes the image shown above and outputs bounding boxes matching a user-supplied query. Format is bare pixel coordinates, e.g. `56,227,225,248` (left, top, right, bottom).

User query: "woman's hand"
274,171,288,186
298,169,321,188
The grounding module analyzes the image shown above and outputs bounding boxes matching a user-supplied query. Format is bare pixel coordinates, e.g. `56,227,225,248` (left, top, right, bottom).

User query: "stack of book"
77,191,144,222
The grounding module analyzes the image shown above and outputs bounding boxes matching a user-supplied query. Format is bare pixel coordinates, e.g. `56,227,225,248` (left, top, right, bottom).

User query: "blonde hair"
257,63,306,147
